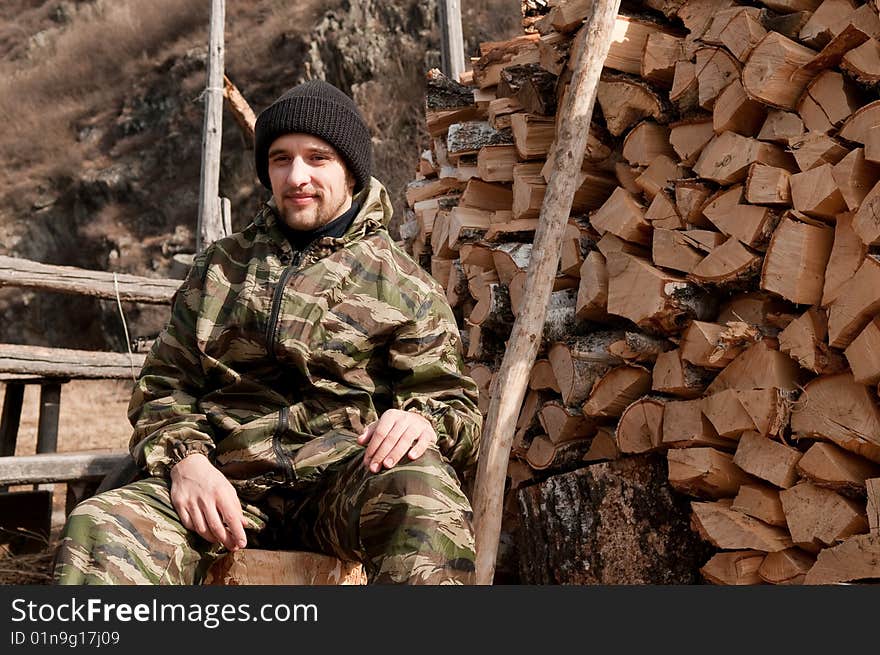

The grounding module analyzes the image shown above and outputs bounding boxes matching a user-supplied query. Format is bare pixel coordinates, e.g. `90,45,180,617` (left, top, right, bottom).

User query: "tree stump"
515,453,713,584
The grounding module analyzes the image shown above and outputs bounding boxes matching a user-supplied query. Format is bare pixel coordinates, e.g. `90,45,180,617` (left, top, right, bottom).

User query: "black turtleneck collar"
279,200,361,252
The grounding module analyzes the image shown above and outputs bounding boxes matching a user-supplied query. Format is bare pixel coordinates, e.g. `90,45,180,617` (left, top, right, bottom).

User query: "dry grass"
0,0,207,187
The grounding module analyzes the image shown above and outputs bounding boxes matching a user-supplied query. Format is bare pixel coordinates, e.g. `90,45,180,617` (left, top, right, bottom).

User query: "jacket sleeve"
127,253,216,478
388,284,482,474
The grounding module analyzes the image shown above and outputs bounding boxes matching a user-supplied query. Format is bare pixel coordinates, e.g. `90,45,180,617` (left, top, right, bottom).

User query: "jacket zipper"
267,249,303,484
265,250,304,359
272,407,294,482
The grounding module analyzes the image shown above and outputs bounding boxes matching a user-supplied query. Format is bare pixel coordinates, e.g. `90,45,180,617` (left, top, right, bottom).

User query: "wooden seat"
205,549,368,585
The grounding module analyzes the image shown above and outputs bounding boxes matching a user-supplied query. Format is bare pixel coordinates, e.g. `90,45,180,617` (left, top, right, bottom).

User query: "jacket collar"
255,177,392,253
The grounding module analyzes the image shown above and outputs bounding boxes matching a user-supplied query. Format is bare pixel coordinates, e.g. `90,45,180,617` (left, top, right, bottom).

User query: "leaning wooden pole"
471,0,623,586
197,0,226,252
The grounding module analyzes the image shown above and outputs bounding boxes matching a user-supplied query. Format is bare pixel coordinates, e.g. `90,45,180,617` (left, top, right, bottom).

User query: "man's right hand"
169,453,247,552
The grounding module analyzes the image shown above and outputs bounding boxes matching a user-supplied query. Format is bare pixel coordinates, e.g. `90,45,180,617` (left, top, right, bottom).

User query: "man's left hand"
357,409,437,473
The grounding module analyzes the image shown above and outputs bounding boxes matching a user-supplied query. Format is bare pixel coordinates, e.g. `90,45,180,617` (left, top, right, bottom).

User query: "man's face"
267,133,354,231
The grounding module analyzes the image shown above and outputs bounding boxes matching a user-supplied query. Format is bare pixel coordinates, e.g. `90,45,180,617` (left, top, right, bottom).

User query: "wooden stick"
471,0,622,586
197,0,227,252
223,74,256,143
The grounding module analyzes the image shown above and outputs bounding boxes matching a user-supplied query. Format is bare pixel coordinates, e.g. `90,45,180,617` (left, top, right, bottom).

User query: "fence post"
438,0,466,82
197,0,227,252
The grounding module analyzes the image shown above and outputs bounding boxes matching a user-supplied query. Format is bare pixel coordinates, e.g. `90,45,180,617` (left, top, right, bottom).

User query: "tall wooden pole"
438,0,466,83
471,0,623,586
197,0,226,252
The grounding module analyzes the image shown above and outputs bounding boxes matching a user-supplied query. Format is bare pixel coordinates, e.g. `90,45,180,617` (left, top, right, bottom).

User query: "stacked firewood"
402,0,880,585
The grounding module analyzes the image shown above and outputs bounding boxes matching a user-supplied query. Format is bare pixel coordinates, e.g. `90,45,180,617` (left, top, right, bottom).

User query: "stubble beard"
280,192,349,231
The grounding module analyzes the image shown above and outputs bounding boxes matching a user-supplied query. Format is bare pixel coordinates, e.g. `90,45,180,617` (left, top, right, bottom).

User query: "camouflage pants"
53,446,475,585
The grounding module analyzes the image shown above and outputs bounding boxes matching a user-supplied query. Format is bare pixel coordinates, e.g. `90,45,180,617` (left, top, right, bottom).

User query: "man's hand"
358,409,437,473
169,453,247,551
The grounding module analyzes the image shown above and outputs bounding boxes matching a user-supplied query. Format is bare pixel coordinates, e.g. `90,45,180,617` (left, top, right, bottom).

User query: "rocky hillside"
0,0,520,350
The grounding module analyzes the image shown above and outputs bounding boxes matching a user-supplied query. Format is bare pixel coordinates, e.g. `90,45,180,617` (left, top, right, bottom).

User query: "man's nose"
287,157,311,187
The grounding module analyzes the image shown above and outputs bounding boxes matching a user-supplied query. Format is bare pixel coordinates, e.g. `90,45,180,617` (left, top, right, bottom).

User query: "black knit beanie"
254,79,372,193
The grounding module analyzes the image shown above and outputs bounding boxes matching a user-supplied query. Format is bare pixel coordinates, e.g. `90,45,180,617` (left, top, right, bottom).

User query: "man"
54,79,482,585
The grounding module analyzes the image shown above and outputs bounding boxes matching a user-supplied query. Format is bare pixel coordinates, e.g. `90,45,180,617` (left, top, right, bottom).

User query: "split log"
701,551,765,585
669,118,715,167
517,454,714,584
616,396,666,454
667,447,755,499
596,73,670,136
694,131,793,185
510,112,556,159
446,121,514,161
852,179,880,245
757,109,805,145
607,331,674,364
670,59,699,113
760,216,833,305
674,179,714,227
778,308,847,375
731,483,788,528
716,291,797,333
790,372,880,464
745,164,791,206
582,426,621,462
589,187,651,246
688,237,763,288
547,332,625,407
529,358,560,393
839,97,880,145
635,155,685,202
538,400,596,444
702,185,778,249
868,478,880,532
498,63,558,115
575,250,609,321
757,548,816,585
690,500,794,552
733,431,803,489
447,206,493,251
789,132,849,172
822,213,867,306
841,37,880,84
477,145,518,183
469,279,514,334
844,317,880,385
713,78,767,136
652,228,722,274
797,70,863,133
661,398,731,449
702,389,759,439
779,481,869,549
491,243,532,285
680,321,750,370
471,33,542,89
741,31,817,110
460,178,514,211
796,442,880,497
642,191,683,232
826,255,880,348
803,532,880,584
705,338,802,395
581,364,652,419
606,251,716,334
652,348,714,398
790,163,846,217
621,120,675,167
488,97,523,131
524,435,593,471
641,31,684,87
694,46,742,110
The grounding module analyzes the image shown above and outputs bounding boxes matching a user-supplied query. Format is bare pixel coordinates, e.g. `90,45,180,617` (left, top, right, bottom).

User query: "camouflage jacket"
128,179,481,499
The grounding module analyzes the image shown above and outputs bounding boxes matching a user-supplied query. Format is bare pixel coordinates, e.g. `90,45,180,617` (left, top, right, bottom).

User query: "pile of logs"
402,0,880,585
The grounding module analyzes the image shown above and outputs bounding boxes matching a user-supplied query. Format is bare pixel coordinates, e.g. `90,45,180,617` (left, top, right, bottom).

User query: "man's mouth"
286,193,317,206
